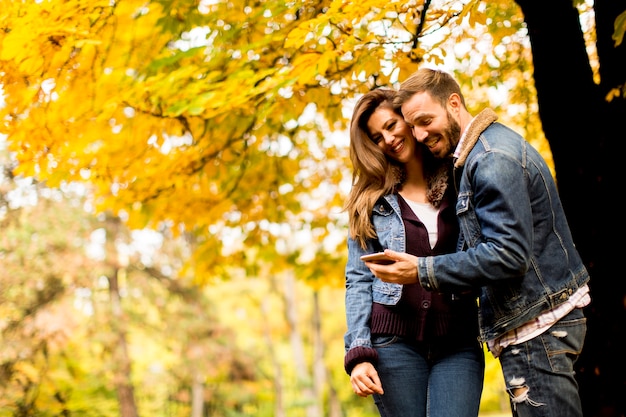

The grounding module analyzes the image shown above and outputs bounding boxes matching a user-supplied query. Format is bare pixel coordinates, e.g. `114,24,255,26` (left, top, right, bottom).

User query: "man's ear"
447,93,463,113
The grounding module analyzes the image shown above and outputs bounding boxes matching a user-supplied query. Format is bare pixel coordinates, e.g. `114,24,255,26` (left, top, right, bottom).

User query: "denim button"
422,300,430,309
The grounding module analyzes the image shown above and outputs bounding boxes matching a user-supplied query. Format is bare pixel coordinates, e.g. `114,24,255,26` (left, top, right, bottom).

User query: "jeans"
372,336,485,417
498,307,587,417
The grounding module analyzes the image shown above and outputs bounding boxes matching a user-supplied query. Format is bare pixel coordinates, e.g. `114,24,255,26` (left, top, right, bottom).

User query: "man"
363,68,591,417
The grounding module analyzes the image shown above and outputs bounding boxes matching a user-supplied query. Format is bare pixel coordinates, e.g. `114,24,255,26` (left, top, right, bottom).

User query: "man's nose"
411,126,427,142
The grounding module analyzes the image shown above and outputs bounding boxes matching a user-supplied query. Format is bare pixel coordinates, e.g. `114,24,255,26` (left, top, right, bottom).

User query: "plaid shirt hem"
487,284,590,358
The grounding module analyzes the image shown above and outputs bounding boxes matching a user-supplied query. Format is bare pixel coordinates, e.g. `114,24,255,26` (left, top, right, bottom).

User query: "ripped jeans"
498,307,586,417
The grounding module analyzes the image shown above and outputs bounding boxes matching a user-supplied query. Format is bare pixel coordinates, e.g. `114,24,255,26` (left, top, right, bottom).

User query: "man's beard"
429,112,462,159
441,112,462,158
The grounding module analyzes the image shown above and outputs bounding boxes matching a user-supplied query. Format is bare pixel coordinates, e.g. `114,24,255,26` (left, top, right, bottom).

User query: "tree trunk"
312,291,324,413
105,215,139,417
190,367,204,417
108,269,139,417
283,271,320,417
261,296,286,417
514,1,626,416
312,290,343,417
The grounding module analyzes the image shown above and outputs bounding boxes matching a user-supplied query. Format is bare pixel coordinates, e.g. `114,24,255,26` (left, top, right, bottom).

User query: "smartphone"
360,252,395,265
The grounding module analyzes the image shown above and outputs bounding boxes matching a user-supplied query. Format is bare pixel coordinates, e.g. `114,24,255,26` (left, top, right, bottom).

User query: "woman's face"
366,107,417,164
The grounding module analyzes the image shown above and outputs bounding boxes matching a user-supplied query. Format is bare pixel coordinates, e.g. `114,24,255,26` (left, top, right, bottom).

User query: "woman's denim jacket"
344,194,407,358
416,109,591,342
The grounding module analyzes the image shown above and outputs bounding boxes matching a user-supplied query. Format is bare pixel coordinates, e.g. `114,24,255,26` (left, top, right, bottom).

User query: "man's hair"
393,68,466,109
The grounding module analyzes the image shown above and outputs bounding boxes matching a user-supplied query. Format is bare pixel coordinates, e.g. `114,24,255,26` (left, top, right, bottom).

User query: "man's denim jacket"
417,109,591,342
344,194,406,357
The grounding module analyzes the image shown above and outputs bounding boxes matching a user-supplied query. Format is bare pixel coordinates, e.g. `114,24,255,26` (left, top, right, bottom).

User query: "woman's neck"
399,159,428,203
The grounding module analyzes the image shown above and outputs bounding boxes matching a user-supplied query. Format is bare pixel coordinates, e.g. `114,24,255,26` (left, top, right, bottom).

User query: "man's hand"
363,249,419,284
350,362,384,397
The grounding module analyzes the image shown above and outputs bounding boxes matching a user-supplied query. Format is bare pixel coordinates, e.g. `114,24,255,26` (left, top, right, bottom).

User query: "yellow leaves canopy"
0,0,534,283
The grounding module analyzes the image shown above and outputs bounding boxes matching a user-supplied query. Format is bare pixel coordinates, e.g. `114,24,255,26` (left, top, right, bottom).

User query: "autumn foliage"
0,0,538,283
2,0,624,415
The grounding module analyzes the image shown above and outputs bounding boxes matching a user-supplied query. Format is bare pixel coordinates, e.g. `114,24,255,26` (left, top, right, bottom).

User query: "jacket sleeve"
343,235,379,375
344,346,379,375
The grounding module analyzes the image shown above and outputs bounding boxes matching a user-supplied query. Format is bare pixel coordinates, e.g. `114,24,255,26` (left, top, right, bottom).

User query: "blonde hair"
394,67,466,109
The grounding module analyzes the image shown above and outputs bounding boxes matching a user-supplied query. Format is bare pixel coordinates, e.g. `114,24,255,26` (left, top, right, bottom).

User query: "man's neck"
454,114,475,159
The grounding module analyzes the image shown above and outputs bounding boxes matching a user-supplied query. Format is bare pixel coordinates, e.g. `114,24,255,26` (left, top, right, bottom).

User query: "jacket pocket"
372,280,402,305
456,193,482,247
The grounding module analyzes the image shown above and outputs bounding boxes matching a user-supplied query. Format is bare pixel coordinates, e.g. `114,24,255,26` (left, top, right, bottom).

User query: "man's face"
400,91,461,159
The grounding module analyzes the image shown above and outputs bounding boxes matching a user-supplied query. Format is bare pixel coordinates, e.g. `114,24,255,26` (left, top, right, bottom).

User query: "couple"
343,68,591,417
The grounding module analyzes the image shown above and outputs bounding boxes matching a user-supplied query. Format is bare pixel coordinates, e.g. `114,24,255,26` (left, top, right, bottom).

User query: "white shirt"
404,199,439,249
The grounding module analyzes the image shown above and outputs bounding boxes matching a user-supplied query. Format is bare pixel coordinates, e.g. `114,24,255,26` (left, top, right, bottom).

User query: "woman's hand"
350,362,384,397
363,249,419,284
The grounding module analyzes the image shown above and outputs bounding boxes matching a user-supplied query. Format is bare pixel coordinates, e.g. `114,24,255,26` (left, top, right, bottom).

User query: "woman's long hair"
344,89,404,249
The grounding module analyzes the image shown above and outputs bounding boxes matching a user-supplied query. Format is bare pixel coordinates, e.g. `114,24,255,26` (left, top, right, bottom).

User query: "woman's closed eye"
370,133,383,144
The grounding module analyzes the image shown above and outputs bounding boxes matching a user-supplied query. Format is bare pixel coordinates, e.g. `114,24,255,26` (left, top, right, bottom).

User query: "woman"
343,89,484,417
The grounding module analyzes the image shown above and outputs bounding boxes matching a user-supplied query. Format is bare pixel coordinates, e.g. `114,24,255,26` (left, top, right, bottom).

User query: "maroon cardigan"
344,191,480,375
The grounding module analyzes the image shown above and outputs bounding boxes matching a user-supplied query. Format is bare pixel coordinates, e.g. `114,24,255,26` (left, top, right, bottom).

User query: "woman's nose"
382,131,395,144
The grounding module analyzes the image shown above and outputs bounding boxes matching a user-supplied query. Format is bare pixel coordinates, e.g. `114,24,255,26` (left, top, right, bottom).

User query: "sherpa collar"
454,108,498,169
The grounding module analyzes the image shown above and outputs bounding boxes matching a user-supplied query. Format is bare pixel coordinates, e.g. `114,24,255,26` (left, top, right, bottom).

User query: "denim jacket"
417,109,591,342
344,194,406,359
343,187,477,373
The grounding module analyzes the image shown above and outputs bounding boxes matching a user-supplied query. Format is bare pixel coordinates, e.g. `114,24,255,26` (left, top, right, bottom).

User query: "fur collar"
454,108,498,168
426,162,450,208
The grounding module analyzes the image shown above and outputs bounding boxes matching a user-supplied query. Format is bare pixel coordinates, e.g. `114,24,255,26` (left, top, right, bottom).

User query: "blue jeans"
498,307,587,417
372,336,484,417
